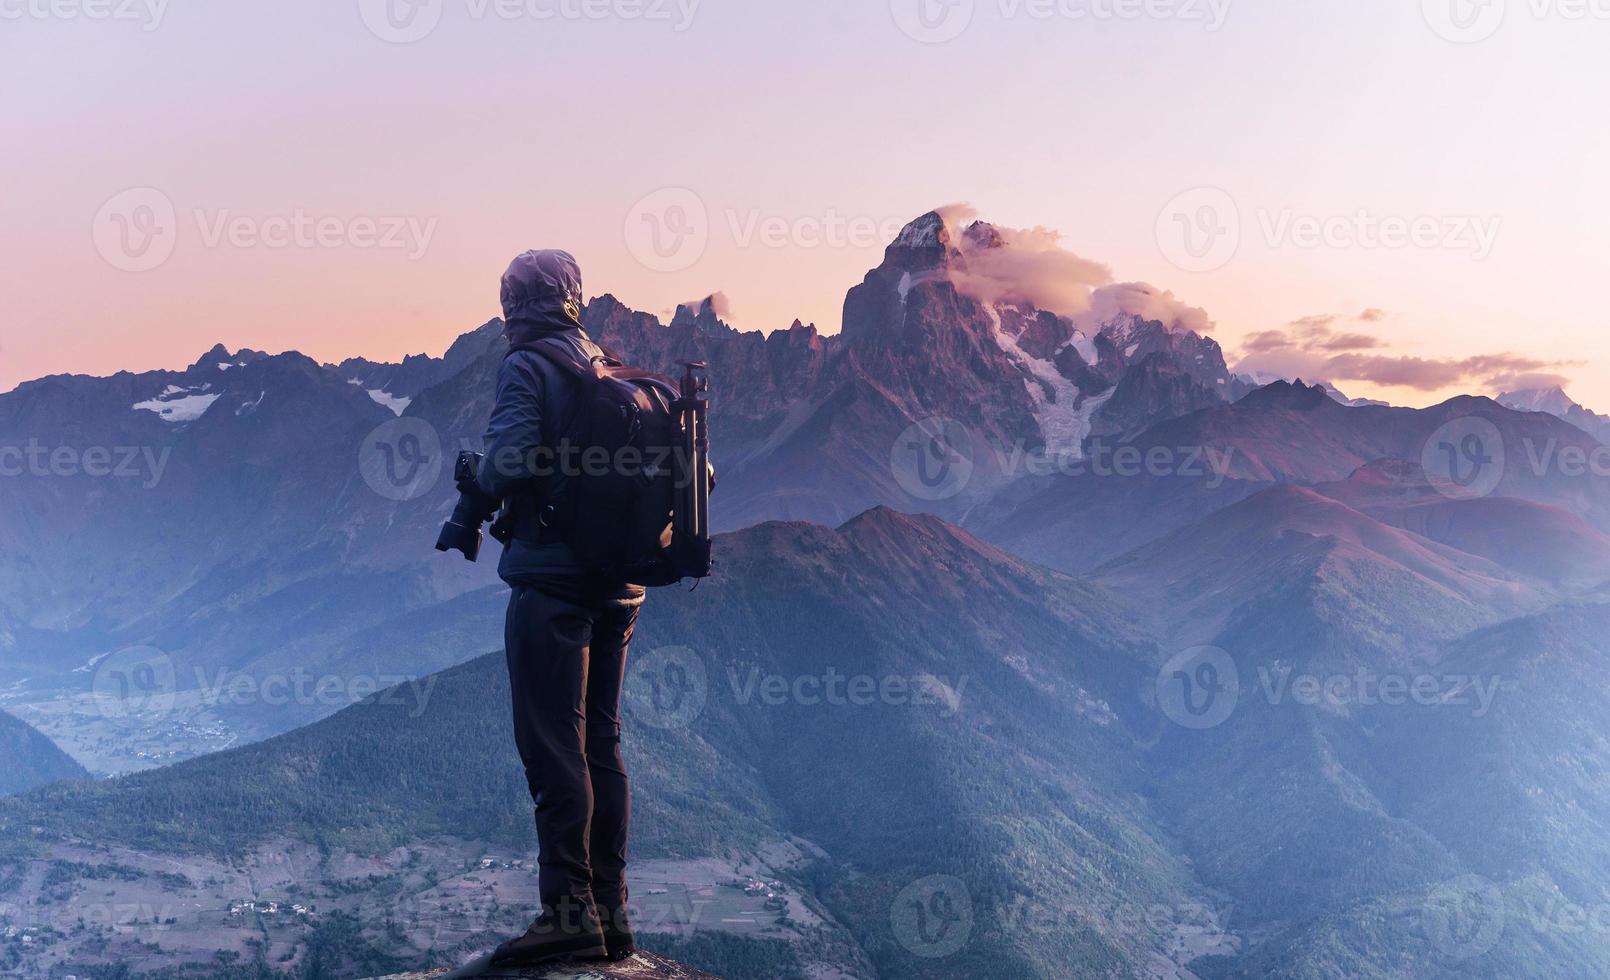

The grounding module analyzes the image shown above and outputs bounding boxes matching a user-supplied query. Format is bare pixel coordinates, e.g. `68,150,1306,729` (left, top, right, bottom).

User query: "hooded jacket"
476,250,608,584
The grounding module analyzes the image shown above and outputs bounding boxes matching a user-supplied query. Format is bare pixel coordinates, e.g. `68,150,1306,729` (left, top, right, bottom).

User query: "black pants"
505,581,643,914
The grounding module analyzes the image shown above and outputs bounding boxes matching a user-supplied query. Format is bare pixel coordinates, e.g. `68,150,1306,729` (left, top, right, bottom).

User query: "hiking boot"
601,919,636,961
490,899,607,966
596,897,636,961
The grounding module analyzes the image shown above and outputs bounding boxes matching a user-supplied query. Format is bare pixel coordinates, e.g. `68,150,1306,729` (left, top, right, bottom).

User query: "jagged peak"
771,318,822,350
669,295,738,338
960,219,1004,250
1499,385,1578,416
1236,378,1333,411
585,293,633,317
186,344,269,374
890,210,953,251
836,505,1015,563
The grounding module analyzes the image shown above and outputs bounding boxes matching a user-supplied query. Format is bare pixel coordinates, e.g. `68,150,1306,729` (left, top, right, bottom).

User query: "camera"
435,451,497,562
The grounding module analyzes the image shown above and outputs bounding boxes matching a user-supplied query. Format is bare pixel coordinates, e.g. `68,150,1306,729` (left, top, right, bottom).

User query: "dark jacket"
476,250,600,583
476,326,601,582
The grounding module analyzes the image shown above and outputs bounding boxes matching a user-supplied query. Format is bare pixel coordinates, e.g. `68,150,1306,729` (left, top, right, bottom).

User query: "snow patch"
72,650,115,675
236,391,267,416
133,392,221,422
367,390,412,416
984,305,1098,457
893,213,946,249
1065,331,1097,366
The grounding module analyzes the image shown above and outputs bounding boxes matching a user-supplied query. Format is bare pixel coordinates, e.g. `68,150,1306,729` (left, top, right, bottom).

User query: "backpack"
521,338,713,587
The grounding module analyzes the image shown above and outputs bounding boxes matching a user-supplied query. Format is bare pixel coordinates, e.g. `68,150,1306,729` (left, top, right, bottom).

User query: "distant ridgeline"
0,710,87,796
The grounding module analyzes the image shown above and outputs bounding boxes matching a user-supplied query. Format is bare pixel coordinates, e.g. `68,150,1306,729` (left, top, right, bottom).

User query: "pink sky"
3,0,1607,409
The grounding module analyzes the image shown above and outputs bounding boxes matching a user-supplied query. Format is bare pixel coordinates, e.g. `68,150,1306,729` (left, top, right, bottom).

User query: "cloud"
669,291,734,320
935,203,1211,332
1236,311,1580,393
1243,329,1296,353
1316,332,1384,352
1079,282,1214,335
1244,312,1382,355
1491,371,1574,392
1321,352,1569,391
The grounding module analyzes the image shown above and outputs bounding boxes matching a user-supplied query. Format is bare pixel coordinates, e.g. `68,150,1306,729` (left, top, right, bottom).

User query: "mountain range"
3,210,1610,978
0,709,87,795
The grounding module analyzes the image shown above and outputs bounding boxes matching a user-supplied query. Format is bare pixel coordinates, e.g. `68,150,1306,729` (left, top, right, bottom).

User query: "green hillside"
0,710,87,796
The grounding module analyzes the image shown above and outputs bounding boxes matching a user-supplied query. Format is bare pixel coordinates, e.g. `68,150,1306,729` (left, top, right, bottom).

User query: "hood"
500,249,585,342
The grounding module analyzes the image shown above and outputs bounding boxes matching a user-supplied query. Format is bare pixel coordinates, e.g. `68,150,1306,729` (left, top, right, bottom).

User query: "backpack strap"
511,334,610,379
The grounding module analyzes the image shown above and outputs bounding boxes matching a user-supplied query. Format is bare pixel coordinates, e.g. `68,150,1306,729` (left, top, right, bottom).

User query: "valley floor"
0,837,862,979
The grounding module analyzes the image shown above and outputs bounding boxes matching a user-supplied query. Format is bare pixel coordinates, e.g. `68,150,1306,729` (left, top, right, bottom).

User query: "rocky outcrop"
370,951,718,979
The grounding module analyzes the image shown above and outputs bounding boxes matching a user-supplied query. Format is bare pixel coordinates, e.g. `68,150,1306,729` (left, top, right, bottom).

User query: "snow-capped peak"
1499,386,1577,417
891,211,951,250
